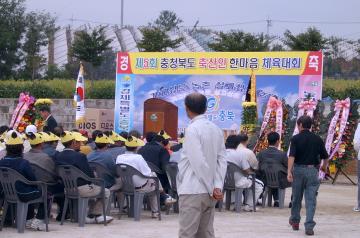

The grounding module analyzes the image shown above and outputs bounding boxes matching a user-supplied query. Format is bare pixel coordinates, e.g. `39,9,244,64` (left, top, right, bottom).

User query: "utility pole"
120,0,124,28
266,17,272,39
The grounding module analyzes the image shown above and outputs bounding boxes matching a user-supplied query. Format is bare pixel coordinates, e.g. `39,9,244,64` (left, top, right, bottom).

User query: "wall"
0,98,115,130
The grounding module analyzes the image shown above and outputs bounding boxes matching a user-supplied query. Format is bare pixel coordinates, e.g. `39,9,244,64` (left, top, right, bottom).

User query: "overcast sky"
26,0,360,39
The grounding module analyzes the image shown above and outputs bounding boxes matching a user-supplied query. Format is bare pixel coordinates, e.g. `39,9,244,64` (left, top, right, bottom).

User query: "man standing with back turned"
288,115,328,236
178,93,227,238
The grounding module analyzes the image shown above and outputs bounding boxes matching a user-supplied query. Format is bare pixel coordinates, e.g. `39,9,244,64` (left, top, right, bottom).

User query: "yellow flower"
35,98,53,106
242,102,257,107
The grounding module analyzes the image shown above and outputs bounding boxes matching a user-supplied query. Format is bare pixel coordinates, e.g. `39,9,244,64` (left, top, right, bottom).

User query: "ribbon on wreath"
259,96,283,140
319,98,350,179
9,92,35,130
292,99,317,136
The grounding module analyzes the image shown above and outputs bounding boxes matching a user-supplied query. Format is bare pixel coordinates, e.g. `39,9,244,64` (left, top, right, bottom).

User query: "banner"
115,51,323,133
77,108,114,134
74,64,85,124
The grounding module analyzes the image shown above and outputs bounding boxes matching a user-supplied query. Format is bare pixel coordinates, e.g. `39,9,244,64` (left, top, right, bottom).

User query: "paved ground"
2,176,360,238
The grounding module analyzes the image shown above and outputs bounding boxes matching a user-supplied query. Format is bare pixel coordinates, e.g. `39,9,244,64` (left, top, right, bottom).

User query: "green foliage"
283,27,328,51
21,11,58,79
0,0,26,79
71,26,113,74
208,31,269,52
153,10,183,31
138,27,183,52
0,79,116,99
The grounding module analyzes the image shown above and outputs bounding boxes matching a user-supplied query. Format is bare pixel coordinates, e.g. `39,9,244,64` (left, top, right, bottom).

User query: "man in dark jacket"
258,132,290,207
39,105,58,133
138,131,171,192
55,131,113,224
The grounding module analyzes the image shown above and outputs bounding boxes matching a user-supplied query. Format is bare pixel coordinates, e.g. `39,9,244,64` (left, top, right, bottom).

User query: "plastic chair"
29,164,64,215
56,165,107,227
0,167,48,233
219,162,256,213
88,162,117,215
115,163,161,221
261,164,286,209
165,162,179,214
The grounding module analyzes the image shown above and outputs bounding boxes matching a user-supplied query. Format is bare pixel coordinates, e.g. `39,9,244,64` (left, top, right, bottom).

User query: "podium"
143,98,178,139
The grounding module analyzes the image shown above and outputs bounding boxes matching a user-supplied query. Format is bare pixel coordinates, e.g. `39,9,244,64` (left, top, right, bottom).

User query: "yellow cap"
125,136,145,147
5,132,24,145
38,132,50,142
72,132,88,142
178,137,185,144
0,132,6,141
48,132,60,142
95,134,114,144
26,133,44,145
109,131,126,142
158,130,171,140
60,131,75,144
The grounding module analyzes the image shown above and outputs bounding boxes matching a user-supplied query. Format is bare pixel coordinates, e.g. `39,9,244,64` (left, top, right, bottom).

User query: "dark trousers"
157,173,171,193
290,166,320,231
48,183,65,218
18,190,45,220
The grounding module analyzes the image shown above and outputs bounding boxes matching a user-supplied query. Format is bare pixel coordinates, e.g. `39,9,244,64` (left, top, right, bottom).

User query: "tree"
208,31,269,52
71,26,113,79
0,0,26,79
154,10,183,31
283,27,328,51
21,11,58,79
137,27,182,52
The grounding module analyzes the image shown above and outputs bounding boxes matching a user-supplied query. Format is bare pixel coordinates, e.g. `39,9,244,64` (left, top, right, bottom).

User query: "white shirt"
353,123,360,160
225,149,252,188
236,143,259,170
116,152,152,187
178,115,227,195
170,149,182,163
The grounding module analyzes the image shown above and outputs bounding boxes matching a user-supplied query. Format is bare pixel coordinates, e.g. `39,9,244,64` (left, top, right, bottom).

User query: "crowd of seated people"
0,123,290,232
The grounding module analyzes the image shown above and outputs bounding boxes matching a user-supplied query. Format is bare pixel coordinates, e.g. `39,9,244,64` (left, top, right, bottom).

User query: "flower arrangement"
11,92,36,133
253,97,289,154
326,99,358,173
241,102,257,134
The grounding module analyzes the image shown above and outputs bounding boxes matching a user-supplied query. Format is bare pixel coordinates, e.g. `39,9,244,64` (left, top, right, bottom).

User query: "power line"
272,19,360,25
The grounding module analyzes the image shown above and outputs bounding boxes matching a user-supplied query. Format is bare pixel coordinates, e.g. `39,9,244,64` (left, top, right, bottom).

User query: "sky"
26,0,360,39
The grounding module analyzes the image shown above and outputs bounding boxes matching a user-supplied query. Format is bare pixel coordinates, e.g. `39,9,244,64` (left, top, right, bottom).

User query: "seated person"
138,132,171,193
88,130,102,151
227,134,264,211
39,132,60,159
105,131,126,160
0,132,47,231
87,133,117,189
24,132,65,220
71,130,92,155
55,131,113,224
257,132,290,207
170,133,184,152
116,136,176,218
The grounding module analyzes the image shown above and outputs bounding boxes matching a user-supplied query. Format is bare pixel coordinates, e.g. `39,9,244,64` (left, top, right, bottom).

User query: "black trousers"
18,190,45,220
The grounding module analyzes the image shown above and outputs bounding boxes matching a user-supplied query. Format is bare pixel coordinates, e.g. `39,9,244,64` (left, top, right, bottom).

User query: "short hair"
225,135,241,149
92,130,102,141
162,139,169,147
103,131,111,137
39,105,51,113
120,131,128,139
297,115,312,129
185,93,207,115
146,132,157,143
129,130,141,139
6,144,24,157
125,146,137,152
267,132,280,146
62,139,74,148
154,135,164,143
0,125,9,135
53,126,64,137
95,142,108,149
238,134,249,144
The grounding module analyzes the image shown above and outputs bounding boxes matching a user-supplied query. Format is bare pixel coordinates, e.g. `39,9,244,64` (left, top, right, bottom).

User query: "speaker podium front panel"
144,98,178,139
